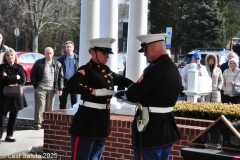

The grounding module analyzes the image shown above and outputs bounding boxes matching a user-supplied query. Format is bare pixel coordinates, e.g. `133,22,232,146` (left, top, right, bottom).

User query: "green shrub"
174,101,240,121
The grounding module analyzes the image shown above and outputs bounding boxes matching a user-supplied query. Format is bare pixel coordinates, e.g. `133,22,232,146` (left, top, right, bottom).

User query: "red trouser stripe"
73,136,80,160
141,154,144,160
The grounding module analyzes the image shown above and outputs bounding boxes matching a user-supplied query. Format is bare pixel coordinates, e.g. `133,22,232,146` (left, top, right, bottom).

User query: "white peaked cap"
88,37,116,48
136,33,168,44
136,33,168,52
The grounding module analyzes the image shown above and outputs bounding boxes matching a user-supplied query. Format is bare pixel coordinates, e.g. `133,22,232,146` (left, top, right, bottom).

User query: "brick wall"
43,110,213,160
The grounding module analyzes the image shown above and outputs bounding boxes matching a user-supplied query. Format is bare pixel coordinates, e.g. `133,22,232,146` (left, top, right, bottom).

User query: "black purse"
3,83,23,97
232,71,240,95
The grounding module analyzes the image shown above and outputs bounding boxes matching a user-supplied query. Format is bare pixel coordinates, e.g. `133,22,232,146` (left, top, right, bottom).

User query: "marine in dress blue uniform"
66,37,133,160
115,34,181,160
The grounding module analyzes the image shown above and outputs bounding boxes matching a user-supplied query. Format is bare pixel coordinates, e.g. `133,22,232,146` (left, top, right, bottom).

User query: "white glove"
95,88,117,96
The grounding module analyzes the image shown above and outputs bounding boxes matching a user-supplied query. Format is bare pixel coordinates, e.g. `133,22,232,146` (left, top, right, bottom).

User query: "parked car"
118,53,126,75
16,52,44,83
178,48,240,74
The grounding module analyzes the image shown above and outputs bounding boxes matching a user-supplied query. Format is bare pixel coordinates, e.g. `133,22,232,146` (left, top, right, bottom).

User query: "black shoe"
5,136,16,142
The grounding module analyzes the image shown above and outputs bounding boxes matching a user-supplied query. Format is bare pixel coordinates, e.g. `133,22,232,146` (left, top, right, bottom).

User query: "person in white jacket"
222,58,240,104
181,52,209,101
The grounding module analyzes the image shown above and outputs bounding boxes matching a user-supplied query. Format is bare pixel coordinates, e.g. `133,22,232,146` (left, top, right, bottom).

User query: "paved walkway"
0,129,43,159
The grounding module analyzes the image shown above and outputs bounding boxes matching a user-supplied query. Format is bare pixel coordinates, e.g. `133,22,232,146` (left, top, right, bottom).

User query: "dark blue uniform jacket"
126,54,182,148
66,59,133,138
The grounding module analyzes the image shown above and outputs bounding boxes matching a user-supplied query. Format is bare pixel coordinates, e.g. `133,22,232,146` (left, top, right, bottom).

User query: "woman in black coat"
0,48,28,142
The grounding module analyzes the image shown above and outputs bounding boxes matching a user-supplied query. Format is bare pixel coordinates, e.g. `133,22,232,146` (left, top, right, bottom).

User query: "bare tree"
2,0,80,52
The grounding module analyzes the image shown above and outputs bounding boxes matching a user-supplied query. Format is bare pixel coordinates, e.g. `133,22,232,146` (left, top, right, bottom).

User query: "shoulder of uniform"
77,66,87,75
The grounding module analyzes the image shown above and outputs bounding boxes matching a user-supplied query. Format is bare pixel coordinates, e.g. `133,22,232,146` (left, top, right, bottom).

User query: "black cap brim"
138,40,165,53
95,47,114,54
138,48,144,52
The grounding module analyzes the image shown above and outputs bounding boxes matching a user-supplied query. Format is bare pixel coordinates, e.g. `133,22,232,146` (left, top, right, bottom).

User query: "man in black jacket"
57,41,79,109
30,47,64,129
115,33,181,160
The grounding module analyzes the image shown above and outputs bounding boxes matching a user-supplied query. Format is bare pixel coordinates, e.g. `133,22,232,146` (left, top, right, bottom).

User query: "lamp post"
14,28,20,51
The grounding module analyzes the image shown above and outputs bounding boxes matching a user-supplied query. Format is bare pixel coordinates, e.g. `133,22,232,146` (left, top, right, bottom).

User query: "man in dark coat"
66,37,133,160
115,33,181,160
57,41,79,109
30,47,64,129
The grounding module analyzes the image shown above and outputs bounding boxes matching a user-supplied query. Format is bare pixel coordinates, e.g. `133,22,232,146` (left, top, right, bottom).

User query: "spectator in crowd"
115,33,181,160
220,52,238,73
220,52,239,103
0,48,28,142
205,53,223,102
222,58,240,104
0,33,8,64
57,41,79,109
66,37,133,160
30,47,64,130
181,52,208,101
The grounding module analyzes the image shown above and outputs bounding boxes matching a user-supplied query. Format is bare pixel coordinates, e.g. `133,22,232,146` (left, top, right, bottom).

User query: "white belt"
148,107,173,113
83,101,110,109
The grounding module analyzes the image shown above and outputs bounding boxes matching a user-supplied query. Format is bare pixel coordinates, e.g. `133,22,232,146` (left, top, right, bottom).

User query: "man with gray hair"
30,47,64,130
57,41,79,109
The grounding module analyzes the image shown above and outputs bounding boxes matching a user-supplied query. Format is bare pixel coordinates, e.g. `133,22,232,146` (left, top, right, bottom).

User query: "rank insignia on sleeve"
78,69,86,75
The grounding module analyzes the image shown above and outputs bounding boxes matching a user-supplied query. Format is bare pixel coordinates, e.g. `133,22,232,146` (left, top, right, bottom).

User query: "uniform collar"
151,54,170,65
89,59,107,68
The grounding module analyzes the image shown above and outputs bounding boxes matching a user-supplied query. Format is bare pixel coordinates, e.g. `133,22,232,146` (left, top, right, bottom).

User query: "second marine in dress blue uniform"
115,34,181,160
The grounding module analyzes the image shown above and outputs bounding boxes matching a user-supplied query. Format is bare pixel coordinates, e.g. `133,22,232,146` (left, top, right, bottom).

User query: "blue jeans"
71,136,105,160
134,144,173,160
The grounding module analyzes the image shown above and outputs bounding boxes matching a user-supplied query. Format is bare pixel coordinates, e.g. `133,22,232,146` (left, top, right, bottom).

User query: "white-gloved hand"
95,88,117,96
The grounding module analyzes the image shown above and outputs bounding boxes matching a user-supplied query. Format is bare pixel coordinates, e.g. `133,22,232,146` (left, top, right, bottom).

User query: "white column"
115,0,148,115
68,0,100,115
100,0,118,73
100,0,119,113
126,0,148,82
79,0,100,66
